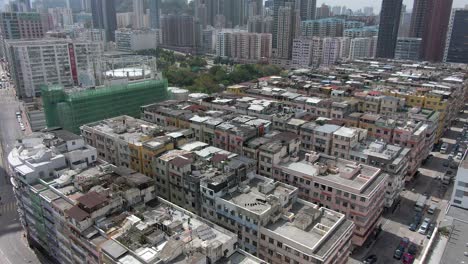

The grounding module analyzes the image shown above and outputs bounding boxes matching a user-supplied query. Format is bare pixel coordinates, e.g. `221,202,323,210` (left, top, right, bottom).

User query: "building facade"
420,0,453,62
115,29,159,52
376,0,403,58
91,0,117,41
6,39,103,98
444,8,468,64
216,30,272,63
395,37,422,61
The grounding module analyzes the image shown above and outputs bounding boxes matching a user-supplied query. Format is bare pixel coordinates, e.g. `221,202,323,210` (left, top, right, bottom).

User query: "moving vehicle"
418,218,431,235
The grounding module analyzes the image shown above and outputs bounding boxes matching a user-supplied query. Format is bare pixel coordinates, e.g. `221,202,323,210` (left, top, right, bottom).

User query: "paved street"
348,108,468,264
0,84,45,263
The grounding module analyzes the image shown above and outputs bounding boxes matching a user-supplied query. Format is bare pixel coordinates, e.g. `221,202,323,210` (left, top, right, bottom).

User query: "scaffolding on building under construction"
42,78,169,134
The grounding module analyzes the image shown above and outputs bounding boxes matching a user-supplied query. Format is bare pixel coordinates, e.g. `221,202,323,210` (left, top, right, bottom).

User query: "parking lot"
349,107,468,264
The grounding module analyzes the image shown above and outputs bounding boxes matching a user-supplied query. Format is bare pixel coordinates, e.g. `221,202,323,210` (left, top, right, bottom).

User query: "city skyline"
0,0,466,264
316,0,466,12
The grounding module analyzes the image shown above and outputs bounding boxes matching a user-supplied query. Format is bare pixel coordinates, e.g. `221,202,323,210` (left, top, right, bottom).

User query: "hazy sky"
317,0,467,12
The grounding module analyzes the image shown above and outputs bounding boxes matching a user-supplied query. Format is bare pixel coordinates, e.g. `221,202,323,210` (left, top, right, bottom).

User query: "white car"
418,218,431,234
456,152,463,160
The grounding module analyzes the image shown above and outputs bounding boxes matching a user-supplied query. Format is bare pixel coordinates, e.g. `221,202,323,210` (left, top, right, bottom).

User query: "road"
0,81,45,262
348,109,468,264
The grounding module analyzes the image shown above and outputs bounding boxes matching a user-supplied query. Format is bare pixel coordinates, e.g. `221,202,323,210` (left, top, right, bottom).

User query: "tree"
187,56,207,68
164,66,196,86
191,74,219,94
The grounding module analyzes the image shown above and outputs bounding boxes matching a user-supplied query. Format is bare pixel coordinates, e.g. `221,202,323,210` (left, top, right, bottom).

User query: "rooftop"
222,176,297,215
265,200,353,258
111,198,236,263
333,127,357,138
280,153,384,195
441,206,468,264
82,116,162,146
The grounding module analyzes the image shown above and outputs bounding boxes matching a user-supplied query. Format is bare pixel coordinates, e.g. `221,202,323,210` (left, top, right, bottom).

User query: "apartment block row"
8,129,354,264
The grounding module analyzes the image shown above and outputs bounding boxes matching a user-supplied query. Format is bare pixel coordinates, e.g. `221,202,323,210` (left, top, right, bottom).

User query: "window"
455,189,464,198
261,234,265,240
277,241,283,248
360,197,366,202
269,238,274,244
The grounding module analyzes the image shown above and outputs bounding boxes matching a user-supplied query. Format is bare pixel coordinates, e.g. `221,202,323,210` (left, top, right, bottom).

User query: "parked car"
427,223,435,239
418,218,431,234
448,154,454,161
413,213,422,225
408,243,418,255
394,245,405,260
443,160,449,167
409,222,418,231
440,142,449,154
402,252,415,264
456,152,464,160
450,162,458,169
400,237,410,248
362,254,378,264
428,204,437,214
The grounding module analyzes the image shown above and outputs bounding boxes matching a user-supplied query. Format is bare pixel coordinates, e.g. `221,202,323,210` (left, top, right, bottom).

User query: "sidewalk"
426,236,447,264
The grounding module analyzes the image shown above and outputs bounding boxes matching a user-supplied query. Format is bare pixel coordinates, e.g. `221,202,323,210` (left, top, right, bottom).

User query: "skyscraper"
160,14,198,53
275,2,300,59
297,0,317,21
444,9,468,63
420,0,453,62
409,0,429,38
149,0,160,29
206,0,224,27
316,4,331,19
91,0,117,41
272,0,288,49
133,0,144,29
332,6,342,16
249,0,263,16
376,0,403,58
223,0,245,28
